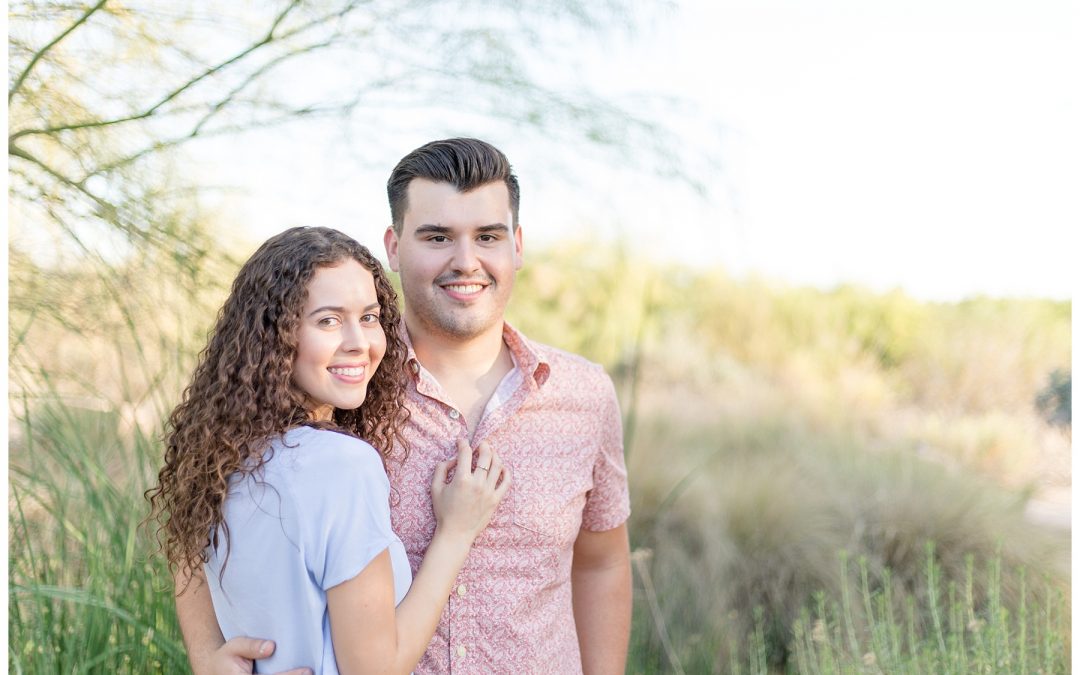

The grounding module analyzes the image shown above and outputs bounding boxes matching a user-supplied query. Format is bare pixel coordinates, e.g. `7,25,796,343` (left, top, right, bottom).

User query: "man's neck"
406,316,507,377
405,315,515,434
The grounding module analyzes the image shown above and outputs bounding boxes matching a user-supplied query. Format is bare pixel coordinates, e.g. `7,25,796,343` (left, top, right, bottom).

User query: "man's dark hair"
387,138,520,233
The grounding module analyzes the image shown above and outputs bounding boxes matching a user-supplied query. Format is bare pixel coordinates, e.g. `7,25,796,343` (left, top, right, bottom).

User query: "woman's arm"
174,567,226,674
175,568,312,675
327,438,508,674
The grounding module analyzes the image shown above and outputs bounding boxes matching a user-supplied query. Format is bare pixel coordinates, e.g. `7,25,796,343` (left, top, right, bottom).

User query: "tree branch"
8,141,154,246
9,0,306,141
189,36,337,137
8,0,110,103
10,142,108,209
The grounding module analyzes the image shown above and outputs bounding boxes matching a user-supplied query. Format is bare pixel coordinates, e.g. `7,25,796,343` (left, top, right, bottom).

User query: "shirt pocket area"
507,473,589,549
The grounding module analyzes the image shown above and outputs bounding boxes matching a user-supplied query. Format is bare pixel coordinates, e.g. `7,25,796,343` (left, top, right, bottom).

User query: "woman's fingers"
493,463,511,497
454,438,472,478
431,460,450,498
484,453,504,489
447,438,507,502
473,441,494,477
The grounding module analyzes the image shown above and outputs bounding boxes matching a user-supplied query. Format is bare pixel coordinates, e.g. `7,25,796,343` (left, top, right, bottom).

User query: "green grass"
628,542,1068,674
9,396,187,673
789,550,1067,674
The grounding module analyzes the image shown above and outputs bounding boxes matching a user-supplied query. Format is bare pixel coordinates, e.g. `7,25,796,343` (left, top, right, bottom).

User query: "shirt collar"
500,322,551,388
400,320,551,388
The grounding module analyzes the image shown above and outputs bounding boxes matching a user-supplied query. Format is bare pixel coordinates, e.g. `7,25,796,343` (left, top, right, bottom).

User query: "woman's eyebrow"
307,301,381,317
308,305,344,316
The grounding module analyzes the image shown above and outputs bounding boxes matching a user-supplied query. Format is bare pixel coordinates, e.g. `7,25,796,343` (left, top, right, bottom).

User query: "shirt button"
456,645,467,658
448,409,460,420
457,584,467,597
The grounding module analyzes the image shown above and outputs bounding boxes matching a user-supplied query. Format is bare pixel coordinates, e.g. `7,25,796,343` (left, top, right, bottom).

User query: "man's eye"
429,235,449,243
478,234,496,242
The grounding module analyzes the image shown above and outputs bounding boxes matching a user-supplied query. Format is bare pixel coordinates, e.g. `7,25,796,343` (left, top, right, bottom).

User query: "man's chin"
404,297,503,340
429,313,499,341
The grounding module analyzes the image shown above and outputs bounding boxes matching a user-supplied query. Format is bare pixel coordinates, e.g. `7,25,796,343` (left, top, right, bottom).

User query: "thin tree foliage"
9,0,680,258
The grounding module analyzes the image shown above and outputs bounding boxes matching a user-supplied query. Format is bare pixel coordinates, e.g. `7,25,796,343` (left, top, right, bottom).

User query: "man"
177,138,632,674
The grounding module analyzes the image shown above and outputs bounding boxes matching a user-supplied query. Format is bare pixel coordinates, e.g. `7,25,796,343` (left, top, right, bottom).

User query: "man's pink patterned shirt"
387,323,631,674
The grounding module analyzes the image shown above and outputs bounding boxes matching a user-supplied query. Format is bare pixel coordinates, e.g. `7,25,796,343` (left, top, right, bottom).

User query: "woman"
147,226,508,673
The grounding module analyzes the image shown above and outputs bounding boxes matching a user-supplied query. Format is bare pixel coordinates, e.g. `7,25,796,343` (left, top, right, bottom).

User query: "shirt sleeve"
290,431,400,591
580,371,632,531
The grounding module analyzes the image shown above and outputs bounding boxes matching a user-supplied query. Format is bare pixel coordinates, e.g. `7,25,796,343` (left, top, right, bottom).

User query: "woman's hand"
430,439,509,540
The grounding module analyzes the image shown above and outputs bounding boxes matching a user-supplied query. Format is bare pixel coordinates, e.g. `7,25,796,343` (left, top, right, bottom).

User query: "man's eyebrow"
412,223,509,236
307,302,381,317
413,224,450,236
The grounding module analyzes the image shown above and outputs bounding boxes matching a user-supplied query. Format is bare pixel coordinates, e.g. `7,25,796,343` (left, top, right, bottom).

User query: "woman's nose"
341,322,370,351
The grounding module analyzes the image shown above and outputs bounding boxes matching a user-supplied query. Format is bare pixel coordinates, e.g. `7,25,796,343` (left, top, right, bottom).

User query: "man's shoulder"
523,334,608,378
512,331,616,401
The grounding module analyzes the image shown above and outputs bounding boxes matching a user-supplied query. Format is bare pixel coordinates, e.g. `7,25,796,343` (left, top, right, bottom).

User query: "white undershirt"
480,348,523,420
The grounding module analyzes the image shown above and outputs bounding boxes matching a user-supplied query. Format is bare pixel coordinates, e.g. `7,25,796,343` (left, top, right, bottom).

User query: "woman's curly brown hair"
146,226,410,583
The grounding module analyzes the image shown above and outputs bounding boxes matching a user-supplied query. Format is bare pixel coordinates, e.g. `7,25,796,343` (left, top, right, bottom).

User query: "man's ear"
513,223,524,270
383,226,400,272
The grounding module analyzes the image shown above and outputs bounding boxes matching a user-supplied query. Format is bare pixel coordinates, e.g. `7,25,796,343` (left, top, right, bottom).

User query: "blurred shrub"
510,242,1070,485
899,298,1071,414
1035,369,1071,428
626,415,1069,671
9,223,238,417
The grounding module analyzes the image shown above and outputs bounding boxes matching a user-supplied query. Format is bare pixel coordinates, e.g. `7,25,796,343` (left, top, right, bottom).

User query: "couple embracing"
148,138,632,674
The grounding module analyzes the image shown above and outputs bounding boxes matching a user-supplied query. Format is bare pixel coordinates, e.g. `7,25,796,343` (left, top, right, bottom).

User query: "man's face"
384,179,523,342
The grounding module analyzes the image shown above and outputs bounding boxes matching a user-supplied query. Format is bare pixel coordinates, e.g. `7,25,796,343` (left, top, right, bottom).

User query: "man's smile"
438,277,492,301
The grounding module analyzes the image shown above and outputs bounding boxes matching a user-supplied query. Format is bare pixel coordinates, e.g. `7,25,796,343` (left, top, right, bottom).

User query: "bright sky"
208,0,1077,301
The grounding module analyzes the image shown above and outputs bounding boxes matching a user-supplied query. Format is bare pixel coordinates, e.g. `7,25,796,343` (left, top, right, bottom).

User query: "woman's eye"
318,316,341,327
360,313,380,324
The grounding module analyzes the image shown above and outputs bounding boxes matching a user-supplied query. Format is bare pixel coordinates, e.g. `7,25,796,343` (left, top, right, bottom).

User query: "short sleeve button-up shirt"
387,322,631,674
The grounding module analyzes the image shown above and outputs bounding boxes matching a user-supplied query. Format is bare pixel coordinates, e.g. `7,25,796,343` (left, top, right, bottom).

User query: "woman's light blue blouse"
204,426,412,674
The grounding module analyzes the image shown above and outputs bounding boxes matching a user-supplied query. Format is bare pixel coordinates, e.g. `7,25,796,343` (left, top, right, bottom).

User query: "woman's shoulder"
268,426,386,485
277,425,379,455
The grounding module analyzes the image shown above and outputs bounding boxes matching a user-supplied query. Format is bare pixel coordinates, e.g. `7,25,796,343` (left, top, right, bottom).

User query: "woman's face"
292,259,387,421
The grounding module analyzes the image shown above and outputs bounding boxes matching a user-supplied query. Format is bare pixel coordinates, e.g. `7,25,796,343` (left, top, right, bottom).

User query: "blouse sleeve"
289,430,399,591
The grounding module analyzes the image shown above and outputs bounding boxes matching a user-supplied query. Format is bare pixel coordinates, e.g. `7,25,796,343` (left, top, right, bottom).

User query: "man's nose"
450,239,481,274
